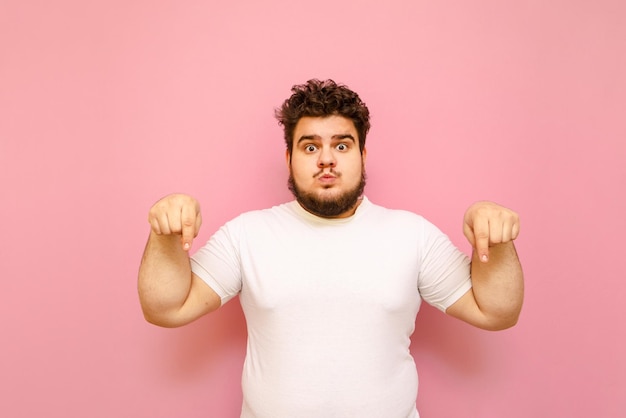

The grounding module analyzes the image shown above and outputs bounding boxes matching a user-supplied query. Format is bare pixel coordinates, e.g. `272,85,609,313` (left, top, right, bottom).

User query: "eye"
304,144,318,153
336,143,349,151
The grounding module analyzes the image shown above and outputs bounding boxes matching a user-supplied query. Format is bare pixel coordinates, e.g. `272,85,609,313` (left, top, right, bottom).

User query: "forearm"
138,232,193,324
470,242,524,328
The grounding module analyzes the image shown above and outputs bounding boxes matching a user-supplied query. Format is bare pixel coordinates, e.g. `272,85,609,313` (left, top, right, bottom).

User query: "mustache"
314,169,341,178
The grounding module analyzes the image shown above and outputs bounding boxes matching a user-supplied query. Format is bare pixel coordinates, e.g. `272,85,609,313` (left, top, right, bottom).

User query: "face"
287,115,367,218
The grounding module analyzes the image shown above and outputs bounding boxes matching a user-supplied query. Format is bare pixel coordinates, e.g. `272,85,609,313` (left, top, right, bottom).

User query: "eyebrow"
297,134,356,144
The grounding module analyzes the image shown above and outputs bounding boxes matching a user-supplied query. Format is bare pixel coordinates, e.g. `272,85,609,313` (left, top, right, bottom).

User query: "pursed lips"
316,170,340,184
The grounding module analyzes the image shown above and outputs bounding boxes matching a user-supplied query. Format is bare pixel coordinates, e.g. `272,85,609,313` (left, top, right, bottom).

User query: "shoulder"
364,199,430,228
236,201,295,222
362,199,451,244
223,201,300,232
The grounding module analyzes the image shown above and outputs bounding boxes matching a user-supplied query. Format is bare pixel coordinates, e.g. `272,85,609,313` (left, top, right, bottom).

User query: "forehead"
293,115,357,139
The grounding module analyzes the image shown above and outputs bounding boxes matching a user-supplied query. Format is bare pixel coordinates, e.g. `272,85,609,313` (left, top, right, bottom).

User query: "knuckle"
475,231,489,240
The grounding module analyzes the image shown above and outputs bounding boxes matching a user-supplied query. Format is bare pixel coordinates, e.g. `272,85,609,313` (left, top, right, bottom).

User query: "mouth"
317,172,339,184
315,168,339,178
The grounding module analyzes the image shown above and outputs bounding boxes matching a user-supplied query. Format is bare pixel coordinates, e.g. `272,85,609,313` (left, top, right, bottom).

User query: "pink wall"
1,1,625,417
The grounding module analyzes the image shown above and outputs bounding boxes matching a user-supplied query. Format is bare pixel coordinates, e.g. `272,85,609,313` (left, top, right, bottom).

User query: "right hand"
148,194,202,251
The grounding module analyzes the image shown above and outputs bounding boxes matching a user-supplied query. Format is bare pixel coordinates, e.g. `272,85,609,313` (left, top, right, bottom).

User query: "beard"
288,167,367,218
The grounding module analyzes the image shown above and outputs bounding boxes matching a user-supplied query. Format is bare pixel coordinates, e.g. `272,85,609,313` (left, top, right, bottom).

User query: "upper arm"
445,288,494,330
445,287,517,331
147,273,222,328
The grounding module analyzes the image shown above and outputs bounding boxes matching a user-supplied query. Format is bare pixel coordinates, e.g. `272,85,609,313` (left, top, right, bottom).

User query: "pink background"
1,1,625,417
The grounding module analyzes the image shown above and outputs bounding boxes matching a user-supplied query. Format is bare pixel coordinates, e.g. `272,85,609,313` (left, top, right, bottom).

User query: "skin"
138,115,523,330
447,202,524,330
287,115,367,218
138,194,219,327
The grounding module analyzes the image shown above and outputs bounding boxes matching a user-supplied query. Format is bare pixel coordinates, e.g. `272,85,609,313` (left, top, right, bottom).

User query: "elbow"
143,313,184,328
140,305,185,328
142,312,168,328
483,310,521,331
488,319,518,332
482,296,524,331
141,309,167,327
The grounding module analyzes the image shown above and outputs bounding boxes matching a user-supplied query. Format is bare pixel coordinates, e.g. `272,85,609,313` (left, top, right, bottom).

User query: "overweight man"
138,79,524,418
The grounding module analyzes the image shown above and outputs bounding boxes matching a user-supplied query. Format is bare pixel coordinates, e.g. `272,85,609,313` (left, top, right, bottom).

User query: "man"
138,79,524,418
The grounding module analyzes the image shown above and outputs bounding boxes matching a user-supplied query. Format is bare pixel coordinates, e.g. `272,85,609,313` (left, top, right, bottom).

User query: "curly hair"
275,79,370,155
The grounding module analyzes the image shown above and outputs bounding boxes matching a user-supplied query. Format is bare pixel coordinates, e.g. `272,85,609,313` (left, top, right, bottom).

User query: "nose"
317,147,336,168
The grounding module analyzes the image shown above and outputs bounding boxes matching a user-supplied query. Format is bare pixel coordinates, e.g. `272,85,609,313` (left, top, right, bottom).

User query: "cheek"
346,157,365,175
289,158,312,178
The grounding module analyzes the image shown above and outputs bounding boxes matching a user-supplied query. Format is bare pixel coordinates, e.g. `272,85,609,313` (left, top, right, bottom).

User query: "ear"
361,146,367,167
285,149,291,168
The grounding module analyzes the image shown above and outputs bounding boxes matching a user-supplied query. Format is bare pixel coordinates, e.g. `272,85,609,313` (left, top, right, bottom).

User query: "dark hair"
275,79,370,155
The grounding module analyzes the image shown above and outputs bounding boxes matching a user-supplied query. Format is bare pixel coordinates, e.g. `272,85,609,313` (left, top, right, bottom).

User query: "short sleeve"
190,219,243,305
417,220,472,311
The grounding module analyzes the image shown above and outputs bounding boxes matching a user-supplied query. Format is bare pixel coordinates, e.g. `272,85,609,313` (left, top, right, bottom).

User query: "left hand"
463,201,520,263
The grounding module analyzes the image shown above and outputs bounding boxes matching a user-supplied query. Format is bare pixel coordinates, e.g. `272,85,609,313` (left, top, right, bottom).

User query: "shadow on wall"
153,299,247,381
412,303,490,376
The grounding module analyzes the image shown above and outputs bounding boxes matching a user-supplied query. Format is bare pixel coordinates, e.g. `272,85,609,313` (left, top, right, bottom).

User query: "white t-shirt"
191,197,471,418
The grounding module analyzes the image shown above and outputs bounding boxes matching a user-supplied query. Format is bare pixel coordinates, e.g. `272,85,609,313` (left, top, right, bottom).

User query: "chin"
288,170,367,218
